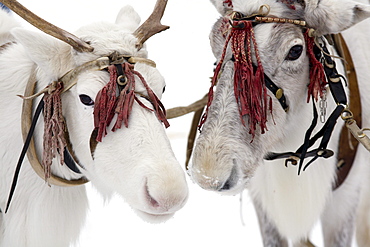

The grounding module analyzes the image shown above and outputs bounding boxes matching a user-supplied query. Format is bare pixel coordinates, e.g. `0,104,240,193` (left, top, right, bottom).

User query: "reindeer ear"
210,0,233,15
115,5,141,32
304,0,370,35
11,28,73,80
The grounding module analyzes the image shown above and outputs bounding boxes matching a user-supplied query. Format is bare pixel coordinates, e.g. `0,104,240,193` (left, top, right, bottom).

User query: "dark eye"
162,86,166,93
79,94,94,106
285,45,303,61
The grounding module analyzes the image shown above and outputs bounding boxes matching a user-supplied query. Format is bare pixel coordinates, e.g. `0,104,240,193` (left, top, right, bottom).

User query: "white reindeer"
0,0,188,246
190,0,370,246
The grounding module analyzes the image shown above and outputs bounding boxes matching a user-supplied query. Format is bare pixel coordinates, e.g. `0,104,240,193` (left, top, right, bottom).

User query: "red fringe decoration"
200,20,270,138
223,0,233,8
231,21,269,137
43,81,67,180
112,63,136,131
94,63,169,142
304,30,327,102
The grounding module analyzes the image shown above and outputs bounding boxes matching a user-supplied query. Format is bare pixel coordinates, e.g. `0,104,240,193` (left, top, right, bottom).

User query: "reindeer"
0,0,189,246
190,0,370,246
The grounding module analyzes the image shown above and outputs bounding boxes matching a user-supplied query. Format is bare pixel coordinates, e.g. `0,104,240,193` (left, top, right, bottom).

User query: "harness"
5,52,165,213
197,5,370,181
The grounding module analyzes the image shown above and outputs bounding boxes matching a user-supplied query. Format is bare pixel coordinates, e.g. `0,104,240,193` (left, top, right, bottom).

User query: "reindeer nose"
219,177,234,191
193,163,239,192
145,177,188,213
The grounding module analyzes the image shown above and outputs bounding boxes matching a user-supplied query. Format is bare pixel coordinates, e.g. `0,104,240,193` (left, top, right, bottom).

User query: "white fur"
191,0,370,245
0,6,188,247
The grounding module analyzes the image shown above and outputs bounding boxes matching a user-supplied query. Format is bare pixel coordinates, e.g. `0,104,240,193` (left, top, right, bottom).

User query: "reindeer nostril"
219,163,239,191
220,179,232,191
148,194,160,208
145,183,160,208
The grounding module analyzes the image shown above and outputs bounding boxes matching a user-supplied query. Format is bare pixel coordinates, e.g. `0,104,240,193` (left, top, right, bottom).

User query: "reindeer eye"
285,45,303,61
79,94,94,106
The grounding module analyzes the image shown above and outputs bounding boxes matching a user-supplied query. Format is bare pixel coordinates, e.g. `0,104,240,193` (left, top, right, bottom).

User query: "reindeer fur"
191,0,370,246
0,6,188,247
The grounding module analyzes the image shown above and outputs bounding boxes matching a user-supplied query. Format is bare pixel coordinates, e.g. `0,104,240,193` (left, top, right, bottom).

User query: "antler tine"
133,0,169,49
1,0,94,53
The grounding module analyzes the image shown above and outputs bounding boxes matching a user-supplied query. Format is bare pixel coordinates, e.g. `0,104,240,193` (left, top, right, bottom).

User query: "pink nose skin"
144,180,188,214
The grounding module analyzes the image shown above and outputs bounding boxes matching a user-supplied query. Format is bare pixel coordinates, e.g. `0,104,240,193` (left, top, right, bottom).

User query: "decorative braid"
43,81,67,181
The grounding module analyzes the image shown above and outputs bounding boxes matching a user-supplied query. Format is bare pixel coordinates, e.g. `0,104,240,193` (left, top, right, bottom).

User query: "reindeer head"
190,0,370,194
4,0,188,222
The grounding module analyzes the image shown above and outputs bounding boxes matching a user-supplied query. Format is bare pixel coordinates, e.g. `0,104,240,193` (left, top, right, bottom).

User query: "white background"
12,0,325,246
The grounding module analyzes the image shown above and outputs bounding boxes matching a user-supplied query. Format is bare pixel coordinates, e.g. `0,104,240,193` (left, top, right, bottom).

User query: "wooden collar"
333,34,361,190
21,68,88,186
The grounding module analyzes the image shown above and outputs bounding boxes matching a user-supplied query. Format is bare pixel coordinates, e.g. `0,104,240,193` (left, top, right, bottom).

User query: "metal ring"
117,75,127,86
341,108,353,120
258,5,270,16
308,28,316,37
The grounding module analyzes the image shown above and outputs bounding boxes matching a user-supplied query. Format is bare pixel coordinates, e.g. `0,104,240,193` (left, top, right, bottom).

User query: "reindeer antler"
133,0,169,49
1,0,94,52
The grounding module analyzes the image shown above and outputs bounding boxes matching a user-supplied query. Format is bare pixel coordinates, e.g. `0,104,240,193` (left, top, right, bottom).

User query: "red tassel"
223,0,233,8
304,30,327,102
94,65,119,142
231,21,269,138
43,81,66,180
132,69,170,128
94,63,169,142
114,63,136,130
199,20,271,138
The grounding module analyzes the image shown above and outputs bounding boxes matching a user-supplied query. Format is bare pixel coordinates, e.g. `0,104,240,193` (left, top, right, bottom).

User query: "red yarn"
223,0,233,8
94,65,119,141
231,21,269,136
94,63,169,142
43,81,66,180
200,20,270,138
304,30,327,102
113,63,136,131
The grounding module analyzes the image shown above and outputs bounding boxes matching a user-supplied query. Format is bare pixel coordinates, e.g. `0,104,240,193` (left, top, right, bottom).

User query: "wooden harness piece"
333,34,361,190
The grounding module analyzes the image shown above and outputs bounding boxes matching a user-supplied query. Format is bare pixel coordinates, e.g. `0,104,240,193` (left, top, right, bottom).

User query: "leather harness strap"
333,34,361,190
183,33,361,190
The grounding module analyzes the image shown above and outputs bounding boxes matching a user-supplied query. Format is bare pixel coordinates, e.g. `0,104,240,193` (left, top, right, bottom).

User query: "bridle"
199,4,370,175
5,53,163,213
2,0,171,213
